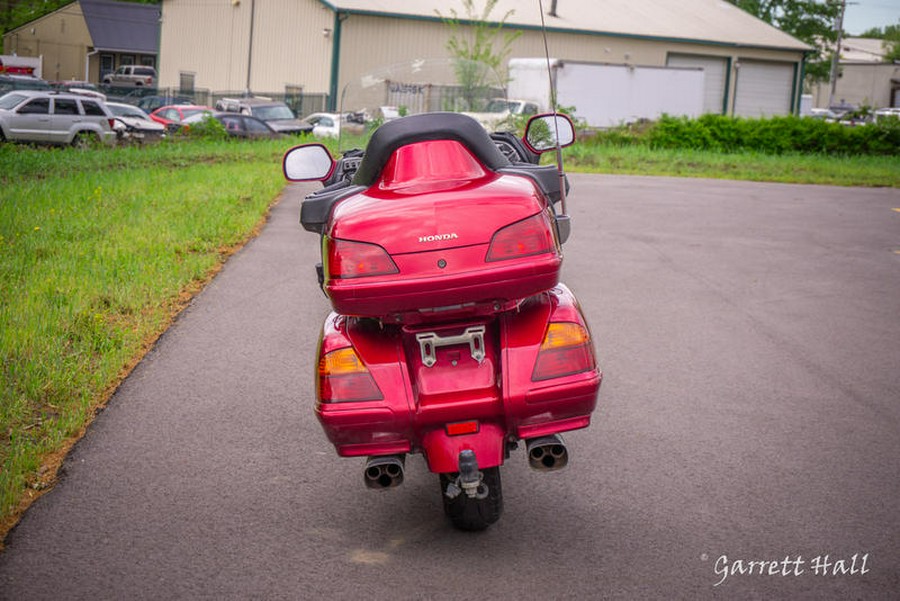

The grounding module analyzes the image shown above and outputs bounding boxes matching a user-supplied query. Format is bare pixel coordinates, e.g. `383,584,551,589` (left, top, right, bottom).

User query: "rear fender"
421,423,506,473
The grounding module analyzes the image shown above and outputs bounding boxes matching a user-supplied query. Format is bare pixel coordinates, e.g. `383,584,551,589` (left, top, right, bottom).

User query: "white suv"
0,90,117,146
102,65,157,88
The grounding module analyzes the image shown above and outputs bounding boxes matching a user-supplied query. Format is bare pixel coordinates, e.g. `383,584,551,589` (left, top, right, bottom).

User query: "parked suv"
214,97,312,135
0,90,117,146
102,65,157,88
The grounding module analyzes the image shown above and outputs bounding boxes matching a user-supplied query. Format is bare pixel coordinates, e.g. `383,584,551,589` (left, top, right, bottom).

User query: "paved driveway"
1,174,898,600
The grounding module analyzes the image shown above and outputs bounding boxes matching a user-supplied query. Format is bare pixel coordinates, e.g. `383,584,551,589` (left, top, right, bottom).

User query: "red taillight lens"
486,212,555,262
318,347,383,402
328,238,399,279
531,322,595,381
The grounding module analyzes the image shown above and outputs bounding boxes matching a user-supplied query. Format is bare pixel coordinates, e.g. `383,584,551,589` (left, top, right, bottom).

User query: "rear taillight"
327,238,399,279
531,322,595,381
318,347,383,402
486,212,555,262
107,118,116,129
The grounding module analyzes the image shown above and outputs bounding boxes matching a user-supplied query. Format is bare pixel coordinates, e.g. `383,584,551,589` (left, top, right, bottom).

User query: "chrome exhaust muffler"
526,434,569,471
363,455,405,489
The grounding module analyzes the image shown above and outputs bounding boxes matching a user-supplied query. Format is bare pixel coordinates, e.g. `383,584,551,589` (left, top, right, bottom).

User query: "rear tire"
439,467,503,531
71,132,97,149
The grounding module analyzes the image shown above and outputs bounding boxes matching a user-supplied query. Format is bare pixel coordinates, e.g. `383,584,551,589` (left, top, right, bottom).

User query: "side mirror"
523,113,576,153
282,143,335,182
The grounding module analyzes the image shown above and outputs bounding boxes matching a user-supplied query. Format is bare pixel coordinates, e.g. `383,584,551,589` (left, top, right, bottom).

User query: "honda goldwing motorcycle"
283,60,601,530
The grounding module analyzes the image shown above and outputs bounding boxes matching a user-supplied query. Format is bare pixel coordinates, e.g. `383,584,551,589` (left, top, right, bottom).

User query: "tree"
437,0,522,110
727,0,843,82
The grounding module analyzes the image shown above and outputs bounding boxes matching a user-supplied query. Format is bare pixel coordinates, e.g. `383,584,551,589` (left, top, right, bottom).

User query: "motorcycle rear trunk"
321,138,563,321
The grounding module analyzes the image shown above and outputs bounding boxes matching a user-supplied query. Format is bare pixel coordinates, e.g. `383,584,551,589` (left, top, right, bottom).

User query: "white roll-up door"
733,60,795,117
666,53,728,115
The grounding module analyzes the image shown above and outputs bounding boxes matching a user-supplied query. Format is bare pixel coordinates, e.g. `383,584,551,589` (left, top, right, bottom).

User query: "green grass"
563,144,900,187
0,129,896,539
0,139,288,530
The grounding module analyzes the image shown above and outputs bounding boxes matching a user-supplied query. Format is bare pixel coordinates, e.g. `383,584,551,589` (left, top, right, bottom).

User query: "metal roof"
319,0,811,52
840,37,887,63
80,0,160,54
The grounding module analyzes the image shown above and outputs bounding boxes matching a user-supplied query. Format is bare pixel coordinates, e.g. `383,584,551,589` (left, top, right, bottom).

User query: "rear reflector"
446,421,480,436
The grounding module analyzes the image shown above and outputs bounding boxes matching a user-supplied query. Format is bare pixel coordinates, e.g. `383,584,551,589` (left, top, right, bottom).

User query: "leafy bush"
178,115,228,140
586,114,900,156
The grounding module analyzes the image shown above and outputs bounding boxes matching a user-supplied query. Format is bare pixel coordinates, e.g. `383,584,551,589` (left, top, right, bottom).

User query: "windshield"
253,105,294,120
485,99,514,113
109,104,149,119
336,58,506,153
0,92,27,110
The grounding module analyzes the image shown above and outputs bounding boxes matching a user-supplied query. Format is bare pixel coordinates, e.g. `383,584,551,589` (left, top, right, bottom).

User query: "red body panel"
314,285,601,472
323,140,561,319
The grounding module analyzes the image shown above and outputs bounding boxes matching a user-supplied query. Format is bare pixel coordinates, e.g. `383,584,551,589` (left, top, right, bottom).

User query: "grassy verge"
563,144,900,187
0,139,288,536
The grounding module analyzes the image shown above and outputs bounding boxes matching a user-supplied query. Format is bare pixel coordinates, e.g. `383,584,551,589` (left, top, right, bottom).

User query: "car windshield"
253,105,294,120
182,108,210,119
485,99,514,112
0,92,27,110
109,105,148,118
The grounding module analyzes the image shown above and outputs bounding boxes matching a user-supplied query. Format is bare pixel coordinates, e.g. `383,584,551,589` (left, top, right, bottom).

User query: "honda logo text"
418,233,458,243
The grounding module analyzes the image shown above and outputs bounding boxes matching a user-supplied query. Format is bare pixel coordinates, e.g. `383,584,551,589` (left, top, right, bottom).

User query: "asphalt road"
1,174,898,600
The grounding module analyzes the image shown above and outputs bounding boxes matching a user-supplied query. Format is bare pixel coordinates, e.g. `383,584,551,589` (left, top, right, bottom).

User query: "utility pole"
827,0,848,109
245,0,255,96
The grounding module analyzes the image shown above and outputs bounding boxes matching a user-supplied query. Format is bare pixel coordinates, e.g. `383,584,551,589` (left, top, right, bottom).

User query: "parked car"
0,74,52,94
0,90,117,146
102,65,157,88
873,108,900,123
182,111,282,139
51,81,107,101
106,101,166,142
0,57,35,76
135,95,194,113
300,112,365,138
149,104,212,131
214,97,312,135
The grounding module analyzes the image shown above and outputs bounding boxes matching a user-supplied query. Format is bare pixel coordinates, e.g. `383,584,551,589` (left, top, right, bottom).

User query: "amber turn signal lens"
532,322,595,382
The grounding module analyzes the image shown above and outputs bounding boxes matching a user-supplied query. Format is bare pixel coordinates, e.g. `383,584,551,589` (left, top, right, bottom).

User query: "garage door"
733,60,795,117
666,53,728,115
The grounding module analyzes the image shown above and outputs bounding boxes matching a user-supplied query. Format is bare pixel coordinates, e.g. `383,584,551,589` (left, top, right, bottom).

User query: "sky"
842,0,900,35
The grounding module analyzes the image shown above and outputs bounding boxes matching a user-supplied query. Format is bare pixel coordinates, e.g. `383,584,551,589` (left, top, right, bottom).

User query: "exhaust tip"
363,455,405,489
526,435,569,471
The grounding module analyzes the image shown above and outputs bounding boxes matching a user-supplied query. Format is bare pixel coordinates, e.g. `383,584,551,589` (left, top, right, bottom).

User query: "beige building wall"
3,3,92,82
337,14,805,115
157,1,805,113
811,63,900,109
159,0,332,94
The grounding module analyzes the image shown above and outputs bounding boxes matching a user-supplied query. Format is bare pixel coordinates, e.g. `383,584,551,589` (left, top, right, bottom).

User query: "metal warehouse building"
158,0,810,117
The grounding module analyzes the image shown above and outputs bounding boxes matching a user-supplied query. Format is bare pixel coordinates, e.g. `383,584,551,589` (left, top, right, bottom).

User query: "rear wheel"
439,467,503,531
71,132,97,149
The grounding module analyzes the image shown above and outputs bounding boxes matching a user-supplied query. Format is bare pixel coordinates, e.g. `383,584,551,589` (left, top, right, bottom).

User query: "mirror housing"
283,144,335,182
523,113,576,154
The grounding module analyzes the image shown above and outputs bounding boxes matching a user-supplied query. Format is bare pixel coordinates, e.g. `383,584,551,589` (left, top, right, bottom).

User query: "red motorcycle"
283,60,601,530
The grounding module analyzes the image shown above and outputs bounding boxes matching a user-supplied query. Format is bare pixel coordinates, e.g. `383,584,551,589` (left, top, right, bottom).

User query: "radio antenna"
537,0,569,229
